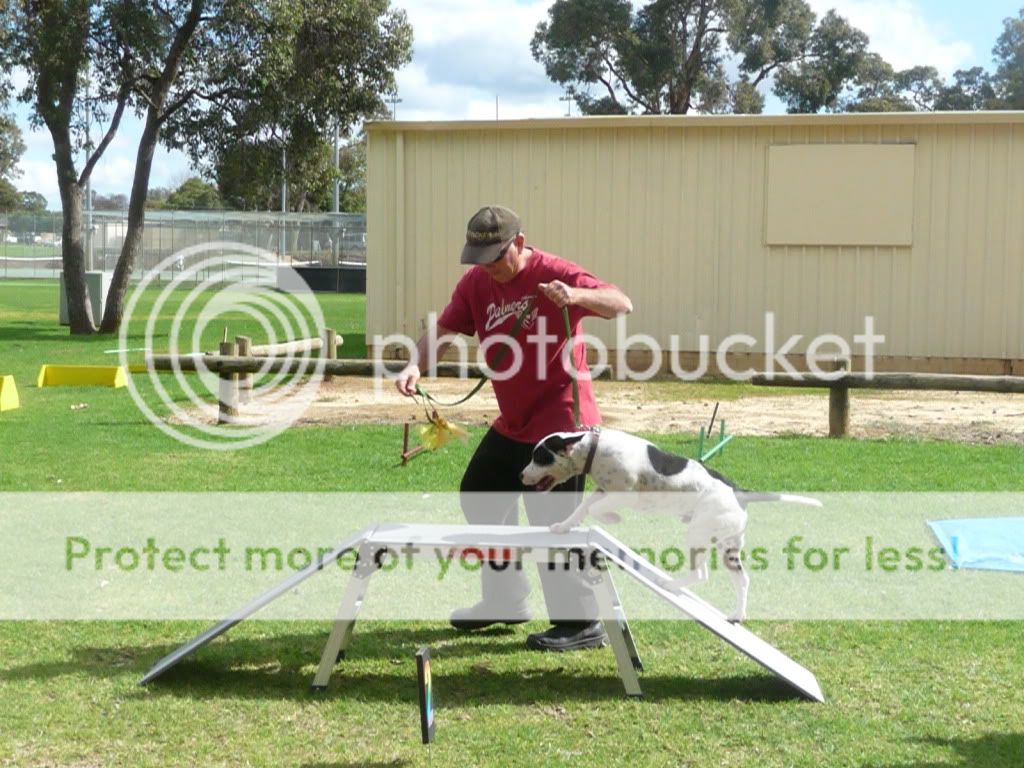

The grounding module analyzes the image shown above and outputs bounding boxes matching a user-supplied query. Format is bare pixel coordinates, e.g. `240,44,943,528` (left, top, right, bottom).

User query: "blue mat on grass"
927,517,1024,573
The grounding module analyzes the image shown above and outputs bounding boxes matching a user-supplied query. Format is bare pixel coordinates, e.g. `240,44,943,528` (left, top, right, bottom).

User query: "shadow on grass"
867,733,1024,768
0,322,74,343
302,762,409,768
0,624,805,705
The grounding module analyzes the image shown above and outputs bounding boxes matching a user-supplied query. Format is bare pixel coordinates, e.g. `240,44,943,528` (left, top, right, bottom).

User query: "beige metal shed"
366,112,1024,375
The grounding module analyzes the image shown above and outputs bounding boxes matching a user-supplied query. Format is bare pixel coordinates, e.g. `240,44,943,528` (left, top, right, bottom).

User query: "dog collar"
582,428,600,477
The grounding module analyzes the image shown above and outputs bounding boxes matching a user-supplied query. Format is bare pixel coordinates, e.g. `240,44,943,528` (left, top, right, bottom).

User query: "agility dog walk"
520,428,822,622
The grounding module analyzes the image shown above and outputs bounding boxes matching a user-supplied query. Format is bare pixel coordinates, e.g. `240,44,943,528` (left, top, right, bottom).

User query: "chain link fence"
0,210,367,281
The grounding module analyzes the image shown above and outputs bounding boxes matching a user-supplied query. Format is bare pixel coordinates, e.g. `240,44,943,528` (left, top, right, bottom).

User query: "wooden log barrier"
145,356,484,379
206,337,324,357
751,372,1024,437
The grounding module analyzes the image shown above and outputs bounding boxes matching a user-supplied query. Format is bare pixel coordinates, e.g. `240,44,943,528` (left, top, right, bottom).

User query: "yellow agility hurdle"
36,365,127,389
0,376,19,411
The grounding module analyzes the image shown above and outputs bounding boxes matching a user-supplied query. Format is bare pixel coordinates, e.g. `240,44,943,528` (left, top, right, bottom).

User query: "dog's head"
519,431,589,492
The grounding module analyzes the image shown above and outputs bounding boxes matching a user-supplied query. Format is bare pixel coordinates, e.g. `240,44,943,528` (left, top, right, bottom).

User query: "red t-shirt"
438,248,614,443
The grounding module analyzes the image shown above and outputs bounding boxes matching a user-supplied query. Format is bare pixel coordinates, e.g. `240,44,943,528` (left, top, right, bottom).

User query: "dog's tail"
736,492,823,508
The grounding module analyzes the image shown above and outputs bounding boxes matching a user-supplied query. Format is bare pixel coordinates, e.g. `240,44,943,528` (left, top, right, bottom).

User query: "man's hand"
395,364,421,396
538,280,575,308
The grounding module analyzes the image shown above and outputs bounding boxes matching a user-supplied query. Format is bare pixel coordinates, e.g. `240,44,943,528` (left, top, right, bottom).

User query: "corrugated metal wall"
367,113,1024,370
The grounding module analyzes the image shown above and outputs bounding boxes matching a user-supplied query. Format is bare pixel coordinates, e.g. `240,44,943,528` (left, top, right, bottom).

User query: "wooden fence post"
218,340,239,424
235,335,252,404
322,328,337,383
828,358,850,438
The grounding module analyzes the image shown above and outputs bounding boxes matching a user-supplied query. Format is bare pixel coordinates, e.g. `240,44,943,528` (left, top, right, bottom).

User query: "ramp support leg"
311,543,378,691
589,560,643,697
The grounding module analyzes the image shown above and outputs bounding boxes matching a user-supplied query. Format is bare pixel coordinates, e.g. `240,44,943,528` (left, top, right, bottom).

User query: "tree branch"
79,78,131,184
602,50,657,113
153,1,176,28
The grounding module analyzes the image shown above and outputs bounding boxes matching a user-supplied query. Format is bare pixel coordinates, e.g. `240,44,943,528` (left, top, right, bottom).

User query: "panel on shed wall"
766,144,916,247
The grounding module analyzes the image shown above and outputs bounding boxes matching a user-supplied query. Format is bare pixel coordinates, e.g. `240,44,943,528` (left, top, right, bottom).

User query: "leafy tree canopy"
20,190,47,213
165,0,411,177
90,191,128,211
532,0,871,114
0,178,20,211
992,9,1024,108
533,0,1024,115
216,129,369,213
0,114,26,181
165,176,222,210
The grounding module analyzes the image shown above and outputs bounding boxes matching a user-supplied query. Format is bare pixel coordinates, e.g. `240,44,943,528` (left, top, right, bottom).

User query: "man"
396,205,632,651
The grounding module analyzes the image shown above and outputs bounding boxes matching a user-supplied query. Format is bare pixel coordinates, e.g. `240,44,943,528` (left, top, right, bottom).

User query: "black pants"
459,427,598,624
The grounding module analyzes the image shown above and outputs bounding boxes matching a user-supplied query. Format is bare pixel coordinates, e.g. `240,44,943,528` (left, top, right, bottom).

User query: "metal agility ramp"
140,523,824,702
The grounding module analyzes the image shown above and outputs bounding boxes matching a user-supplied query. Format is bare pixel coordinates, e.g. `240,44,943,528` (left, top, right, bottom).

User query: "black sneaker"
449,601,532,631
525,621,608,652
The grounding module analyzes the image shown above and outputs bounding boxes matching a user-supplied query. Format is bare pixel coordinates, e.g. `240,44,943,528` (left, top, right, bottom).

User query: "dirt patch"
297,377,1024,445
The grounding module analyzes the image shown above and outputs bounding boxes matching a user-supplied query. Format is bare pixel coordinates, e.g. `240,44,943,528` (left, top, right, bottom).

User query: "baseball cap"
460,205,521,265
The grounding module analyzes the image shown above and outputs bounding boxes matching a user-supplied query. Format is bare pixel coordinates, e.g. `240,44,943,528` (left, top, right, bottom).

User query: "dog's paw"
727,613,745,624
549,523,572,534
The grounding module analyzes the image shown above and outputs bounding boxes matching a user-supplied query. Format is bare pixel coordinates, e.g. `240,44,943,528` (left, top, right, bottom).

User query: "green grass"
1,620,1021,767
1,280,1023,766
0,243,63,258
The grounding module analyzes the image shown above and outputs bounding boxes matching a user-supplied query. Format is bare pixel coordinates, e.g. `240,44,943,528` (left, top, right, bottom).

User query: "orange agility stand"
36,365,127,389
0,376,20,412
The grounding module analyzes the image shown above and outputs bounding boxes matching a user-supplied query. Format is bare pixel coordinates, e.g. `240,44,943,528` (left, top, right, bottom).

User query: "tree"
20,190,47,212
0,113,27,211
531,0,872,115
771,10,870,112
216,130,368,213
214,129,337,213
0,2,119,331
215,140,283,211
2,0,411,334
0,178,19,211
992,9,1024,108
336,135,367,213
0,114,26,181
145,186,172,209
165,176,222,209
934,67,997,111
91,192,128,211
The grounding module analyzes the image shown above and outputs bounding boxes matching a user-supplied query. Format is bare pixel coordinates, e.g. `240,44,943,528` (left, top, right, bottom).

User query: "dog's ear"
548,433,585,454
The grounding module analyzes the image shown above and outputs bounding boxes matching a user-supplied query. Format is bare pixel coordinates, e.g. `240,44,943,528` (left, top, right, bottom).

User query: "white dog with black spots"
520,428,822,622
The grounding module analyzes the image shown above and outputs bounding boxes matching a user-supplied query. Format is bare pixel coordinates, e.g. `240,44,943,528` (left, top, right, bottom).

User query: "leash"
414,300,584,425
562,304,581,428
413,297,538,410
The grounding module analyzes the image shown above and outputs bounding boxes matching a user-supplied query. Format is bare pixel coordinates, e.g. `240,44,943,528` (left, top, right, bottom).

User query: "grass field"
1,280,1022,767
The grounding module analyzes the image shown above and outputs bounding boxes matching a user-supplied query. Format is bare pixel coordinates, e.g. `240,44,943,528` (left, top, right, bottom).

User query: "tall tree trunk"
100,111,160,333
98,0,206,333
53,131,95,334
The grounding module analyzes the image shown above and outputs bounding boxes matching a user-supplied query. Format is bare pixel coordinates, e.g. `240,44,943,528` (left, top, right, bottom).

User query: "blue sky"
8,0,1022,210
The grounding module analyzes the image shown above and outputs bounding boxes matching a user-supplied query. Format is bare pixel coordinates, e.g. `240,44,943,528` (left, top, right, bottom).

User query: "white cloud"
808,0,974,75
9,0,983,211
393,0,566,120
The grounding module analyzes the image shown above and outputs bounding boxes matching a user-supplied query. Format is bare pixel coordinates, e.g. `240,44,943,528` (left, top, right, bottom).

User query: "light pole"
388,92,403,120
559,91,574,117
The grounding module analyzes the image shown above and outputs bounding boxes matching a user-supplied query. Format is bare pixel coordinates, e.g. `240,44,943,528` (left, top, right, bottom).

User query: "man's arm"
538,281,633,318
395,323,456,396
